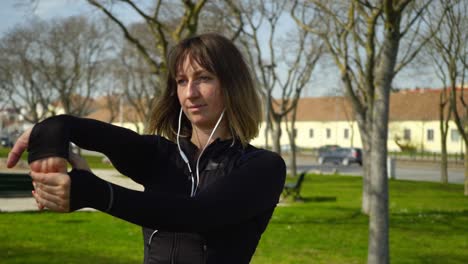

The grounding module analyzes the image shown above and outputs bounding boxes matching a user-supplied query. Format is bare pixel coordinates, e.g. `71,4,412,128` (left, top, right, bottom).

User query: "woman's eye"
199,76,211,81
176,79,187,86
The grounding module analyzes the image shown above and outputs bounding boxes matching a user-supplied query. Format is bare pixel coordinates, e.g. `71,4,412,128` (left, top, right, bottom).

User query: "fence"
388,151,465,164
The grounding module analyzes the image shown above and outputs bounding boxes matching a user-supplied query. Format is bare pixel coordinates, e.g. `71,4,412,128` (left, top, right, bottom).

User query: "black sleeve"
68,151,286,232
28,114,162,185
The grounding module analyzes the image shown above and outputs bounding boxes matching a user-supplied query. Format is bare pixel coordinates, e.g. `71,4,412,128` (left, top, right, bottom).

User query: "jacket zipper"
203,243,208,263
170,233,178,264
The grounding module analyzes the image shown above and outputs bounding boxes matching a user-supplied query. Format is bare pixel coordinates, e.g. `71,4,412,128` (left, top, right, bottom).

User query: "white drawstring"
176,107,225,196
147,229,159,247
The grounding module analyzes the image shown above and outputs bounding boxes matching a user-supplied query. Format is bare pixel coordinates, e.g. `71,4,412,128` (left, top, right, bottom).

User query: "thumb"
7,129,31,168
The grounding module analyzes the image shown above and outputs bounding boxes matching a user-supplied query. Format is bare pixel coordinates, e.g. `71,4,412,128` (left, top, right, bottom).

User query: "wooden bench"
282,171,307,201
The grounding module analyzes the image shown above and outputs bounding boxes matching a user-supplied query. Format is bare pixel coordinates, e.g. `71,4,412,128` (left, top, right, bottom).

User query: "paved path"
0,168,143,212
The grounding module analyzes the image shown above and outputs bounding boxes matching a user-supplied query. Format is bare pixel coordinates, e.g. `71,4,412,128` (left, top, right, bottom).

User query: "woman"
7,33,286,264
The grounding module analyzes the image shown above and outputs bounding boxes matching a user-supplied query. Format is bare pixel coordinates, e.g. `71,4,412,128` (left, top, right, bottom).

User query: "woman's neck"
191,123,230,151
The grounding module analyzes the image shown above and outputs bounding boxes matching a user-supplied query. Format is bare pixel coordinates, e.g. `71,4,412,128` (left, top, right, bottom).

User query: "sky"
0,0,444,97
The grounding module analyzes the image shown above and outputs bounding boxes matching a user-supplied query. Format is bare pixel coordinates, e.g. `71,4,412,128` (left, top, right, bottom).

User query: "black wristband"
68,169,111,212
28,115,71,163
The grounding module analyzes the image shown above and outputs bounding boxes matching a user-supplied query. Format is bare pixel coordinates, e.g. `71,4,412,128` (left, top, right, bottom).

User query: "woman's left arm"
64,150,286,232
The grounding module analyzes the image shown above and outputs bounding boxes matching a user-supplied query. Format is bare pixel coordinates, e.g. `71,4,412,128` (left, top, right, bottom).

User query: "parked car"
1,136,13,148
317,144,340,155
318,147,362,166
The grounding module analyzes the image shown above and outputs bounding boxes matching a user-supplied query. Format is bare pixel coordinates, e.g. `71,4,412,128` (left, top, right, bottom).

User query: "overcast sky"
0,0,443,97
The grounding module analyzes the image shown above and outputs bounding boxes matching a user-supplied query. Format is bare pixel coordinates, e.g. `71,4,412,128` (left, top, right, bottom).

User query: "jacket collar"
179,137,241,162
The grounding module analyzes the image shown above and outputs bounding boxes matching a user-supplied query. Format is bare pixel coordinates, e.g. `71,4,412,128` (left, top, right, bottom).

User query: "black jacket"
28,115,286,264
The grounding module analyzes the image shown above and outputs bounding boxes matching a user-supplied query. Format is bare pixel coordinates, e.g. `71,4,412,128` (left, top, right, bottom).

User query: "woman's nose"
185,80,200,98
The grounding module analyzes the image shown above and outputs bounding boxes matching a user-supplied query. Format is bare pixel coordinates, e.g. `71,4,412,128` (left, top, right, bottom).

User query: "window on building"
344,128,349,139
403,129,411,140
451,129,460,142
427,129,434,141
309,128,314,138
326,128,331,139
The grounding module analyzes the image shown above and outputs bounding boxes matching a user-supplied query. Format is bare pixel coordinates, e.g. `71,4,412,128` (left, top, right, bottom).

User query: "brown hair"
147,33,262,147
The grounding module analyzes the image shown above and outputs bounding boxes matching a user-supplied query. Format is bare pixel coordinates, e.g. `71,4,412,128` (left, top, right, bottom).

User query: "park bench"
282,170,307,201
0,172,33,198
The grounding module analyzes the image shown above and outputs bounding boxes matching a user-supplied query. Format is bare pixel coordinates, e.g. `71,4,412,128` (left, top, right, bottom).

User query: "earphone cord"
194,109,225,195
177,107,195,196
176,107,226,197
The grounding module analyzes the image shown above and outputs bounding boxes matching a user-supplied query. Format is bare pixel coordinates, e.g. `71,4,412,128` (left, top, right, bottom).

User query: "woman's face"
176,56,225,130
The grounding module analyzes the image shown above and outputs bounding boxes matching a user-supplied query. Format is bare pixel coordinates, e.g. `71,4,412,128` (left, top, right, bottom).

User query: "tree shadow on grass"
0,244,140,264
300,196,337,202
416,252,468,264
391,209,468,231
272,207,366,226
280,195,337,204
56,219,89,224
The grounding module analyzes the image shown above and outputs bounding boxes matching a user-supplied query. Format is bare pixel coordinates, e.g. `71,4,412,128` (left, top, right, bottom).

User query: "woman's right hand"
6,127,68,173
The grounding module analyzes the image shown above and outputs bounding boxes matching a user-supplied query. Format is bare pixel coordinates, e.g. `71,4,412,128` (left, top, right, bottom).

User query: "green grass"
0,147,114,169
1,174,467,263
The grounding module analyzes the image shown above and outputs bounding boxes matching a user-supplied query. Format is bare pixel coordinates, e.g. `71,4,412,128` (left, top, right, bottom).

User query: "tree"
426,0,468,194
88,0,234,131
237,0,322,173
0,21,52,123
35,16,111,116
292,1,434,263
111,23,160,132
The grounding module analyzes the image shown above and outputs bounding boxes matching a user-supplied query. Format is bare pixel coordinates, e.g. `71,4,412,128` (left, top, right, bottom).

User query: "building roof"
79,87,467,124
295,88,467,122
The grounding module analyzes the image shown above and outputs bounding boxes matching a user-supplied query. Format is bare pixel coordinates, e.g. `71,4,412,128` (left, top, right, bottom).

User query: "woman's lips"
187,104,206,111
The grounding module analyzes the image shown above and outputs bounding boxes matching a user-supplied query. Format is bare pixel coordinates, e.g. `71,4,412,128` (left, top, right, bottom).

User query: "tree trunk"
368,88,390,264
287,108,298,177
356,120,372,215
288,131,297,177
271,117,282,155
264,122,270,150
264,96,271,149
465,141,468,195
440,140,448,184
439,93,449,184
367,5,401,262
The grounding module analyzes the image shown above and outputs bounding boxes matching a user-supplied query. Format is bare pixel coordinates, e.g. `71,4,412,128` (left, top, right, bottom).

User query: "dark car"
318,147,362,166
317,145,340,155
1,136,13,148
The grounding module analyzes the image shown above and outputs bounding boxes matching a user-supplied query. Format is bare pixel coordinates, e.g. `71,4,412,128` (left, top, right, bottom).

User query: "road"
288,155,465,184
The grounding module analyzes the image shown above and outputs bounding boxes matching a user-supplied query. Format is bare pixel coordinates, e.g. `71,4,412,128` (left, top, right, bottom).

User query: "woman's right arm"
19,115,160,184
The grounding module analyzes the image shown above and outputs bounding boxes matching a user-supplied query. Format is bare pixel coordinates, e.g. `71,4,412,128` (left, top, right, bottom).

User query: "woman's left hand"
30,171,71,213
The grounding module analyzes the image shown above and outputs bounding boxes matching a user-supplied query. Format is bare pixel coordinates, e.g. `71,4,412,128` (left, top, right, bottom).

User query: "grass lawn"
1,174,467,263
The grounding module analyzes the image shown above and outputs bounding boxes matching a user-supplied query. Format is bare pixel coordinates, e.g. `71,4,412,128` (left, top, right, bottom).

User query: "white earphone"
177,107,225,197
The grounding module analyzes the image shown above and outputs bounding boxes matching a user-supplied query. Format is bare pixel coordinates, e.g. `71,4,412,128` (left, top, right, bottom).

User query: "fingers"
32,190,45,210
34,181,68,197
6,128,31,168
30,160,42,172
52,157,68,173
30,157,68,174
30,171,70,187
32,187,69,212
31,172,71,213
